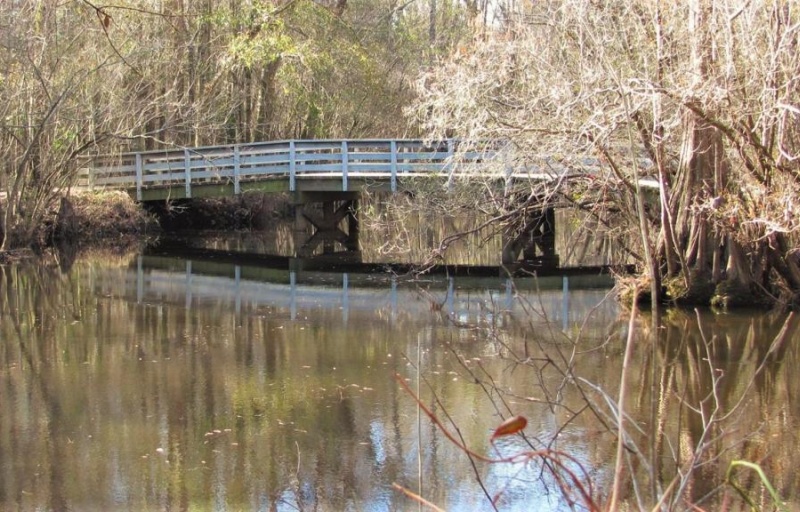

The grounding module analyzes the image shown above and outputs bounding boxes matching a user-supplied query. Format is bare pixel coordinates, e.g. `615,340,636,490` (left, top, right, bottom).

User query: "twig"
393,373,600,510
391,483,446,512
607,292,639,510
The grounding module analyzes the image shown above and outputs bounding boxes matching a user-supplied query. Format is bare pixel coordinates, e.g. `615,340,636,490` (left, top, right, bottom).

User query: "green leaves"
228,17,294,68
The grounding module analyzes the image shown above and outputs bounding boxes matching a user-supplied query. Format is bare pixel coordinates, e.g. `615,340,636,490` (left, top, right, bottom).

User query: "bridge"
78,139,531,200
78,138,648,269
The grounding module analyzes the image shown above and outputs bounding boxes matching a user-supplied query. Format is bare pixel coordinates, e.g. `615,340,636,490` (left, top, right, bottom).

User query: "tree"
412,0,800,307
0,2,126,250
114,0,454,145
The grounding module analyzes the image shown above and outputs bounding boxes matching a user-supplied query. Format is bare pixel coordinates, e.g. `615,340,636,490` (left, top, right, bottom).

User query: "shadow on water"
0,252,799,510
145,233,631,279
148,203,635,277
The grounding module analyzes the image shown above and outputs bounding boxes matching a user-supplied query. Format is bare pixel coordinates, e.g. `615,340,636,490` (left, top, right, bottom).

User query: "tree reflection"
2,257,799,511
0,264,70,511
584,309,798,509
645,310,799,508
443,296,800,510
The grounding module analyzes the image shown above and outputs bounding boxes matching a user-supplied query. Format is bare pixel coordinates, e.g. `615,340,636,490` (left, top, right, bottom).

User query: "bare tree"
0,2,119,249
411,0,800,308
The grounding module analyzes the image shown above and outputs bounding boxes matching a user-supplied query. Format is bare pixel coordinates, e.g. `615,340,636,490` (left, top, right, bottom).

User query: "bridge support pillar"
293,192,361,262
501,207,559,269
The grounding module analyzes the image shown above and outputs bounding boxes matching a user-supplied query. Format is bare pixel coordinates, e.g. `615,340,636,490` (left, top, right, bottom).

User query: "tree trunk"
668,0,730,303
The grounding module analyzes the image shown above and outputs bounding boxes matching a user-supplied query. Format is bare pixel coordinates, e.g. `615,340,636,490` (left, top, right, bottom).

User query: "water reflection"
170,206,627,269
128,256,613,328
0,256,798,511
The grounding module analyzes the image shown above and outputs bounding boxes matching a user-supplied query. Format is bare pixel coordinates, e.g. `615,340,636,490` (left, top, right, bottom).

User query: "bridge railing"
77,139,503,199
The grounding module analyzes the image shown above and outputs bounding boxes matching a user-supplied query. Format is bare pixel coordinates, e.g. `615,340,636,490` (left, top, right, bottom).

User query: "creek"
0,242,798,510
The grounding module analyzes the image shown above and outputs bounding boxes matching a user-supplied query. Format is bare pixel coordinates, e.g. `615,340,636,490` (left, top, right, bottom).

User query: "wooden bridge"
77,139,526,201
78,138,649,269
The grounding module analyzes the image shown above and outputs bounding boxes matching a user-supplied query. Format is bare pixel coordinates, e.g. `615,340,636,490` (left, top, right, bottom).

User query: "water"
166,206,626,268
1,254,798,511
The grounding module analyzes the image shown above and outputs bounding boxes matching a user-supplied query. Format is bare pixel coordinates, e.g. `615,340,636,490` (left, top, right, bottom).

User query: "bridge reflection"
114,255,617,331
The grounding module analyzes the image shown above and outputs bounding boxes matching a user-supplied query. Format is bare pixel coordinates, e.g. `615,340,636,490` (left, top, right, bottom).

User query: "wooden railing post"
135,153,143,201
341,140,349,191
233,145,241,195
184,148,192,198
390,140,398,193
289,141,296,192
446,139,455,192
342,272,349,324
87,162,95,190
185,260,193,309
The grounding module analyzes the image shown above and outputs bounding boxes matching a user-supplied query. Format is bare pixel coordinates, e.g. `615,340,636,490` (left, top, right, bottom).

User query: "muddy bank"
1,191,294,259
54,191,158,242
1,191,156,261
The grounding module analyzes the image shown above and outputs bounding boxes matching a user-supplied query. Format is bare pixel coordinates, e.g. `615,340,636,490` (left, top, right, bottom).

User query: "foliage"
64,191,157,240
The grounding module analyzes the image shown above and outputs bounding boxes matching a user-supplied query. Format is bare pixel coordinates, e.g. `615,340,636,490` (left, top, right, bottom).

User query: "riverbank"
0,191,296,262
0,191,155,263
55,191,158,241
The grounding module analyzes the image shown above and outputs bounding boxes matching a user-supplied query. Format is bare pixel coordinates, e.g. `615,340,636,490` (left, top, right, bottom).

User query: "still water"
1,254,799,511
